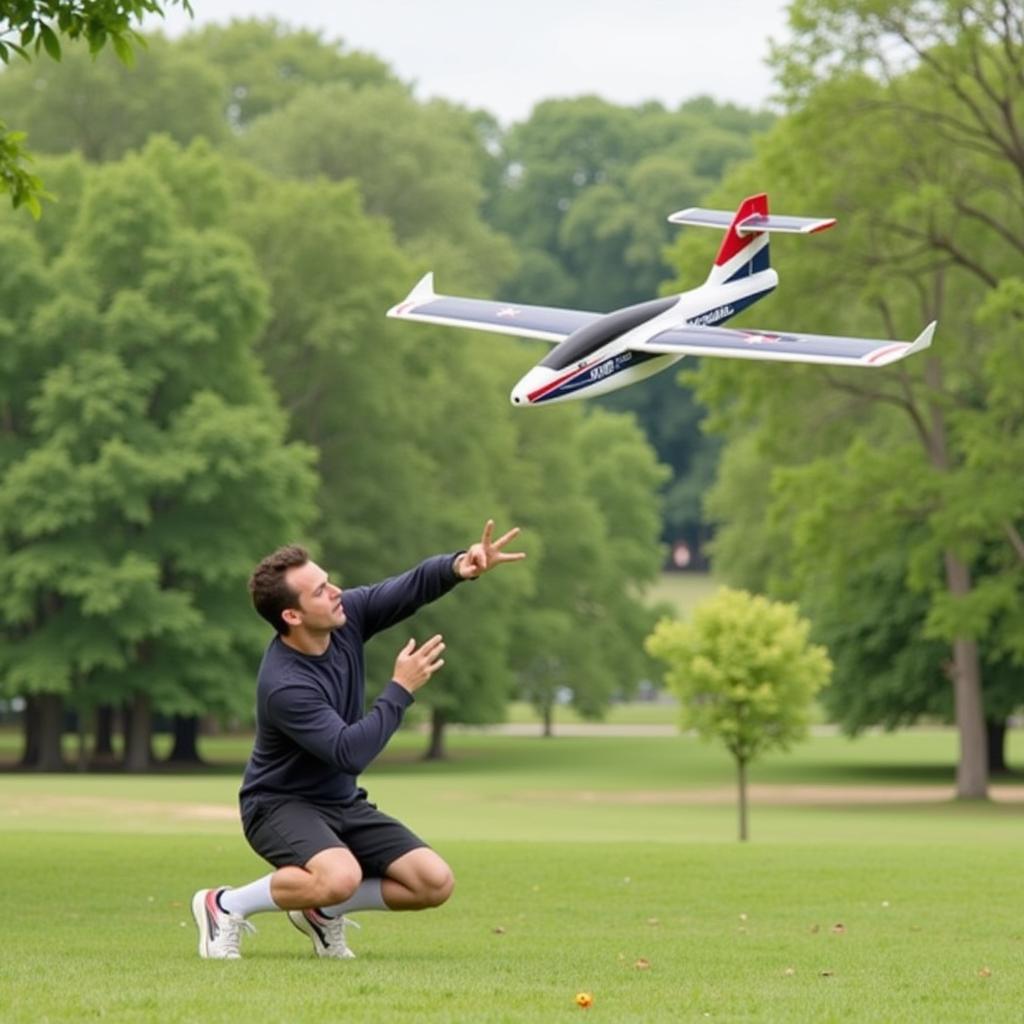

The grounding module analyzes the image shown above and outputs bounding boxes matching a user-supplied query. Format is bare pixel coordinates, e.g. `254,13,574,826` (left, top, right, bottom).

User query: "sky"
153,0,793,125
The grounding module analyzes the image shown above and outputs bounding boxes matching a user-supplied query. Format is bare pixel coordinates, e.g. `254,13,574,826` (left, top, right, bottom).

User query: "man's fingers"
480,519,494,546
491,526,521,550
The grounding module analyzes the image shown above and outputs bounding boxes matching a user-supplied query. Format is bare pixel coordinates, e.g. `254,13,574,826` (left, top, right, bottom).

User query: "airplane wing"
629,320,935,368
386,272,600,344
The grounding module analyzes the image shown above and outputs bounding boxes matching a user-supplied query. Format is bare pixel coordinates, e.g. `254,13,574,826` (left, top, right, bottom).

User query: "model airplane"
387,193,935,406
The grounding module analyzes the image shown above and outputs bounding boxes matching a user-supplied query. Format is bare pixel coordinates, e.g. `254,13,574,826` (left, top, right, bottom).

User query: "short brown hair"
248,544,309,634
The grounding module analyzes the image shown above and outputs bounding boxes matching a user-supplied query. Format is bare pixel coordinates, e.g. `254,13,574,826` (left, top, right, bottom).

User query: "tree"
807,542,1022,773
672,0,1024,798
236,82,516,294
187,18,398,129
646,588,831,840
0,0,193,213
509,406,668,735
0,142,319,769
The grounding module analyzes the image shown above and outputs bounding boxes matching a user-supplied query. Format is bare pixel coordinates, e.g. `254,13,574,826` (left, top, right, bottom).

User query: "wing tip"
387,271,436,318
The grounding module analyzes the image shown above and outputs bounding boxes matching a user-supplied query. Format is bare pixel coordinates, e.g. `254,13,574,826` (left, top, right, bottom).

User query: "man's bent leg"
278,848,363,960
271,847,362,910
381,848,455,910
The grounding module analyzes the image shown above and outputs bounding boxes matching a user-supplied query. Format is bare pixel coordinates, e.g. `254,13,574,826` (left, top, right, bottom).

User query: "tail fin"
668,193,836,286
709,193,770,285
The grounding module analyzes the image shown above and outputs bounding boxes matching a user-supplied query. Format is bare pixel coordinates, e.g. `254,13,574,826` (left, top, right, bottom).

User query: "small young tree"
646,588,831,840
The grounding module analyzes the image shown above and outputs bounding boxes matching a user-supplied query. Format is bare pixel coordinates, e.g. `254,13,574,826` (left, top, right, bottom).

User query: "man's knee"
307,849,362,906
418,861,455,908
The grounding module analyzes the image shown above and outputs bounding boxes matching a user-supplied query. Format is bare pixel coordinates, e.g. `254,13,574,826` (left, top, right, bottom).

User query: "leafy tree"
0,35,228,163
807,542,1021,772
0,143,318,769
509,405,668,735
236,83,516,294
646,588,831,840
0,0,193,213
187,18,398,129
673,0,1024,798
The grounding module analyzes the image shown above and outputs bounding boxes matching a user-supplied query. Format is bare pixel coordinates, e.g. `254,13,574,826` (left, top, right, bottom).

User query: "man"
191,520,524,960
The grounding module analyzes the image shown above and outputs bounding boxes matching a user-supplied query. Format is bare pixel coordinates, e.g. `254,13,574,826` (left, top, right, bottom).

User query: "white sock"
320,879,388,918
218,875,279,918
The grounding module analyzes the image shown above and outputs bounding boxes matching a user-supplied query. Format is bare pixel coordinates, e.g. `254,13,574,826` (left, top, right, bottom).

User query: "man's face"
283,560,346,633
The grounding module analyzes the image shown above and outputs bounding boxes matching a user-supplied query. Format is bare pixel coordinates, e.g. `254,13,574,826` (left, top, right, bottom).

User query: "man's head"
248,545,347,636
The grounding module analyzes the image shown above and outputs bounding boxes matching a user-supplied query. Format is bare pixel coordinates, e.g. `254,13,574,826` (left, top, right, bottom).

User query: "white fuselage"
510,269,777,406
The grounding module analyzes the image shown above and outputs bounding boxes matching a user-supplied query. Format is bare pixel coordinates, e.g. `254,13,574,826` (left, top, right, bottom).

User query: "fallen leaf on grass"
819,970,834,977
809,924,820,934
492,926,506,935
979,967,992,978
783,967,795,977
634,958,651,970
831,923,846,935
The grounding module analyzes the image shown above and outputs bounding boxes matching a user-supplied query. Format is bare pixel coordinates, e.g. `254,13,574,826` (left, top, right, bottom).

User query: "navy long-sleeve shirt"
239,553,462,811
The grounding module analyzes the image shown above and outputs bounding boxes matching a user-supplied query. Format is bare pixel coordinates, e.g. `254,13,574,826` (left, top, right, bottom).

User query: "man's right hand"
392,634,446,693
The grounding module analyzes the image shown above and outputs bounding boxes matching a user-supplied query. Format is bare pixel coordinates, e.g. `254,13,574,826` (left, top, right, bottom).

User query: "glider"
387,193,936,406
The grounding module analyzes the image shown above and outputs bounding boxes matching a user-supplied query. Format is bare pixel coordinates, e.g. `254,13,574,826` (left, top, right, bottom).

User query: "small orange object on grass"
575,992,594,1009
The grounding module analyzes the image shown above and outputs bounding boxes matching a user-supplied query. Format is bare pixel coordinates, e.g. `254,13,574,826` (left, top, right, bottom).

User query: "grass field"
4,727,1024,1023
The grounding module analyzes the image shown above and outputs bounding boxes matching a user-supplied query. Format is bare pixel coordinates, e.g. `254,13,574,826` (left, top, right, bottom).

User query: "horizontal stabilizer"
669,207,836,235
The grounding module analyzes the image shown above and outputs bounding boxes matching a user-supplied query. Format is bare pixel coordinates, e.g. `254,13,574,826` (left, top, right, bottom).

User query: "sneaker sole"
191,890,212,958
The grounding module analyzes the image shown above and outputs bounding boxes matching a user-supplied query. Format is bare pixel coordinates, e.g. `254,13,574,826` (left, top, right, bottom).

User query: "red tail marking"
715,194,768,267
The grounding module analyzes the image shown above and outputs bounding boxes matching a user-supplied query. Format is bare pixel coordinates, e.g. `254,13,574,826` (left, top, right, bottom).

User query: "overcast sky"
153,0,792,124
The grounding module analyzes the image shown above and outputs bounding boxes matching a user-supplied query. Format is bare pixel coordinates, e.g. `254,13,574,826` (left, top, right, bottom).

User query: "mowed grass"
2,729,1023,1023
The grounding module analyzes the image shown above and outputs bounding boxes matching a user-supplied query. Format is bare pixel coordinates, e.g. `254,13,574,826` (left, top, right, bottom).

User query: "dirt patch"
0,793,237,821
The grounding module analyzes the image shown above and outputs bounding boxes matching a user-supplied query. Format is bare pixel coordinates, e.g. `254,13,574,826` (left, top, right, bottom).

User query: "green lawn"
643,571,721,618
3,729,1023,1022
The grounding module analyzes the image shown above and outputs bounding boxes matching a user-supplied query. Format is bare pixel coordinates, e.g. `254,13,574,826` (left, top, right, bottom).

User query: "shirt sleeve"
351,553,463,640
265,679,414,773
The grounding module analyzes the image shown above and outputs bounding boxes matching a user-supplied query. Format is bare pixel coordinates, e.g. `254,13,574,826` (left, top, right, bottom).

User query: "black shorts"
242,796,428,877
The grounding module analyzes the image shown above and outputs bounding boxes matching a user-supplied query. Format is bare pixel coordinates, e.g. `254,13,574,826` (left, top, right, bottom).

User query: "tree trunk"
166,714,204,765
35,693,66,772
737,757,749,842
541,701,554,738
944,552,988,799
424,707,447,760
122,693,154,772
76,708,90,772
922,356,988,800
986,718,1008,774
91,705,117,766
19,696,41,767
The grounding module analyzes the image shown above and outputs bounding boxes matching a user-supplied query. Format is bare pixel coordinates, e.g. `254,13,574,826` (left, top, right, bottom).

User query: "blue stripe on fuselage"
530,350,664,403
685,287,774,327
724,244,771,283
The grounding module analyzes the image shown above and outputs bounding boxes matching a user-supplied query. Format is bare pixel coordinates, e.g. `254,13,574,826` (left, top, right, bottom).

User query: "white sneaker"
191,887,255,959
288,908,359,959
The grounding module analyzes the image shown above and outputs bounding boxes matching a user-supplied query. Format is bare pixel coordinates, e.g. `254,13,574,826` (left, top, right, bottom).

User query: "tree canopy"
0,0,193,213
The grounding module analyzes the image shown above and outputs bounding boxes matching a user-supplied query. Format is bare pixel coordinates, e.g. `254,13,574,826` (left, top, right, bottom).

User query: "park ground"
2,725,1023,1024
